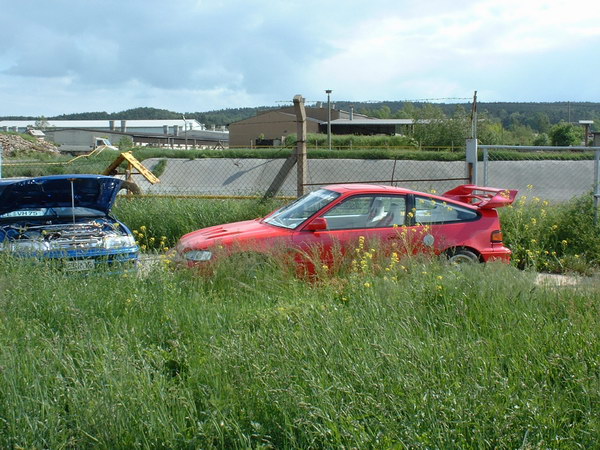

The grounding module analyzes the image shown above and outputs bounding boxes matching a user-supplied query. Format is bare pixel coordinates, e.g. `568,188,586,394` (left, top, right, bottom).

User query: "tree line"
4,102,599,129
2,102,598,147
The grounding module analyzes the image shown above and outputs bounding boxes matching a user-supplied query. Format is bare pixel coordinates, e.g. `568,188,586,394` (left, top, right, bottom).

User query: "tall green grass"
113,197,284,250
114,194,600,273
0,255,598,447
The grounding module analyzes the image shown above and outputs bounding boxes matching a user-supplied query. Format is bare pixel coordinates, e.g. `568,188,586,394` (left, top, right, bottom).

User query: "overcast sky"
1,0,599,116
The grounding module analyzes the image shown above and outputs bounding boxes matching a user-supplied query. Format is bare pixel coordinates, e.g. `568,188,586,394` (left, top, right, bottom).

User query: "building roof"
43,127,228,142
0,119,208,130
229,106,371,126
229,111,323,125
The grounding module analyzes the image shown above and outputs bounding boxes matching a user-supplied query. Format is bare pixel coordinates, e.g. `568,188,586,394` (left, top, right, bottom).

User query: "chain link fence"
479,145,600,202
0,152,464,198
129,156,468,197
2,159,107,178
2,144,600,221
301,158,468,194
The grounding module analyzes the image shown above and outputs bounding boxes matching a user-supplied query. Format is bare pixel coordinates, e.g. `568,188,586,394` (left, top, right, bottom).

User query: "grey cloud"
1,0,334,96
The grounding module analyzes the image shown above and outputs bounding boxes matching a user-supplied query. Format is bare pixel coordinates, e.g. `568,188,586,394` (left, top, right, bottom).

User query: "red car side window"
323,195,407,230
414,196,478,224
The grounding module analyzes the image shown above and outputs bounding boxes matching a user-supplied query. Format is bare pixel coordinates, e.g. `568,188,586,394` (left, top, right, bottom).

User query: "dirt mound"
0,133,59,156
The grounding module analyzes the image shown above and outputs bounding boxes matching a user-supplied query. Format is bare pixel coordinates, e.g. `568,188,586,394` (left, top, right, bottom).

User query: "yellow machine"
103,151,160,193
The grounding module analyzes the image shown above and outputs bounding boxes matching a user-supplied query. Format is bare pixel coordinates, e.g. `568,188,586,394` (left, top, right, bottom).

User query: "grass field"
1,194,600,446
0,250,599,447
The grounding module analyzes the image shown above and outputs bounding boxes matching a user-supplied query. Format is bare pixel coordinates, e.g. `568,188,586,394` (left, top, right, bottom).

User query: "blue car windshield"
264,189,340,229
0,207,105,220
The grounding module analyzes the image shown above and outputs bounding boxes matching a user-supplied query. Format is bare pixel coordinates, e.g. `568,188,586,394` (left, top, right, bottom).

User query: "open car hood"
0,175,126,216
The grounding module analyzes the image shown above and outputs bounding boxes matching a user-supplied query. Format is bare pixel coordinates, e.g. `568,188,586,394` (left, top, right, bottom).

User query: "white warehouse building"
0,119,229,152
0,119,227,134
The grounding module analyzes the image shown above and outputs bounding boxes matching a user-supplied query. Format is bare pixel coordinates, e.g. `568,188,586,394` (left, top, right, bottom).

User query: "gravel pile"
0,133,59,156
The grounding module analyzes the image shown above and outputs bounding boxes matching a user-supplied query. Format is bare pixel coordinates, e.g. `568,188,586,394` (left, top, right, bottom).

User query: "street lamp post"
182,115,188,150
325,89,332,151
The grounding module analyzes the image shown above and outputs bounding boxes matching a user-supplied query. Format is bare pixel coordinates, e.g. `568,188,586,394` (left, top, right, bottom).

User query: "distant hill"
3,102,599,132
0,106,275,127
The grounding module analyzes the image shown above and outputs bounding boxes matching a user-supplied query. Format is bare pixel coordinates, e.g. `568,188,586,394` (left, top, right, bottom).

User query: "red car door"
292,194,408,273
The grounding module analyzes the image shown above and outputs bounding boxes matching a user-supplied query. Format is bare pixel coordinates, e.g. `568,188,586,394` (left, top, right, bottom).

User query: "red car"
175,184,517,270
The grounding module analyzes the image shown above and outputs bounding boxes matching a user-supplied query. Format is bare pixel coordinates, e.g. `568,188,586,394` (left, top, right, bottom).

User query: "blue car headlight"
184,250,213,261
6,240,51,252
103,235,137,249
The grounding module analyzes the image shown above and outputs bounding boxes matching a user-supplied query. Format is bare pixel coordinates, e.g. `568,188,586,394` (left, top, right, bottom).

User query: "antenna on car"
69,178,76,224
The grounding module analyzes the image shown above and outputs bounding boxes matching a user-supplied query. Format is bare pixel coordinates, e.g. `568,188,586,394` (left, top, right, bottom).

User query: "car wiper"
46,208,60,218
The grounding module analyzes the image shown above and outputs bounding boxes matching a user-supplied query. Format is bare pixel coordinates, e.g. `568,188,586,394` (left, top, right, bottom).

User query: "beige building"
228,106,364,148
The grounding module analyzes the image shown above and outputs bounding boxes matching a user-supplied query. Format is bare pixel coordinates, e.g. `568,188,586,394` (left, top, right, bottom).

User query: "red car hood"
177,219,291,252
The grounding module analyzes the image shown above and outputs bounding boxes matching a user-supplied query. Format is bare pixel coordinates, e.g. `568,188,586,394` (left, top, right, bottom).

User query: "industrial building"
227,105,424,147
0,119,229,152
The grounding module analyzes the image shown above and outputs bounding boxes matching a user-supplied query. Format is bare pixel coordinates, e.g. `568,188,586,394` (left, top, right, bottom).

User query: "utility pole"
182,115,188,150
325,89,332,150
467,90,479,185
470,90,478,139
294,95,307,196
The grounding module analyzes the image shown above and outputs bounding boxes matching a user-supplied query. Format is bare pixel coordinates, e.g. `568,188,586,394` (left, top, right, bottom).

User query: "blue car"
0,174,139,271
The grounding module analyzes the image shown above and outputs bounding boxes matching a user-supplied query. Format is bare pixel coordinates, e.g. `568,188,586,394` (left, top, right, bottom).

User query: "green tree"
530,112,551,133
117,137,134,151
35,116,49,130
549,122,583,146
372,105,392,119
532,133,550,146
411,105,469,148
510,124,537,145
477,121,505,145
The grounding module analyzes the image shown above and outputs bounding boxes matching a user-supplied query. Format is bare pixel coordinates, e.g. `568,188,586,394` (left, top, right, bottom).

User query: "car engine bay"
0,218,134,252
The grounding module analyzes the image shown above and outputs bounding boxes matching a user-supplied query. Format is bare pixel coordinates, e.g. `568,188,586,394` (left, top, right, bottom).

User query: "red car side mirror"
305,217,328,231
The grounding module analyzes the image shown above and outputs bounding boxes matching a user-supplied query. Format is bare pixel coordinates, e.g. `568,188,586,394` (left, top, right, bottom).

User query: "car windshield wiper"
46,208,60,218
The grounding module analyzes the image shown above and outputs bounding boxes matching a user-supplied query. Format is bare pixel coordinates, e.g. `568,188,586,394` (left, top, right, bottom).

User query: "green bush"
500,191,600,273
285,133,419,149
549,122,584,146
117,136,134,151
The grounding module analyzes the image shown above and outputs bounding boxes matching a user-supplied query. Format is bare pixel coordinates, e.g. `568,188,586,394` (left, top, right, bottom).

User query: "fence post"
594,149,600,225
483,148,489,186
466,138,478,185
0,143,3,178
294,95,307,197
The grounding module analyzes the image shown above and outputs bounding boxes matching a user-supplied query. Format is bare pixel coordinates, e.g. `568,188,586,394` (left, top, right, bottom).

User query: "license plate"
65,259,95,271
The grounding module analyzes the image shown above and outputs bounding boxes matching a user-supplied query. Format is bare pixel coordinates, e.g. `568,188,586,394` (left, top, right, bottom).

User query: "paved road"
136,158,596,201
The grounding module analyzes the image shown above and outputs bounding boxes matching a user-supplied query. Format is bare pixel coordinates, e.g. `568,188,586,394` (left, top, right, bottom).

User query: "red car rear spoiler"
442,185,518,209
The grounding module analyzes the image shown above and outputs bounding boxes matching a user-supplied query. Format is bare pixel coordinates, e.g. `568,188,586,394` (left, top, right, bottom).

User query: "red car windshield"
264,189,340,229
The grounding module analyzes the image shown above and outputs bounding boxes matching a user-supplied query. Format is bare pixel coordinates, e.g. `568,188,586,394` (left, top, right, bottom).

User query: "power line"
276,97,473,104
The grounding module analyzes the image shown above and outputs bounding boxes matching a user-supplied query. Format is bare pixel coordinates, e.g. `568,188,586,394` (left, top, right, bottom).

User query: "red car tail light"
491,230,503,243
